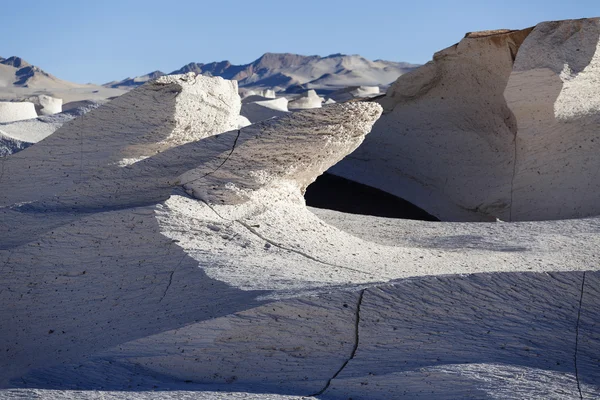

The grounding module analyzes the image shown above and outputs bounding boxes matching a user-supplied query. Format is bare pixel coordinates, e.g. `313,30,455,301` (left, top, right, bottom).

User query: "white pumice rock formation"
1,60,599,399
0,102,102,153
332,18,600,222
241,89,277,99
241,97,289,123
29,94,63,115
288,89,323,110
330,86,381,103
350,85,380,98
0,101,37,123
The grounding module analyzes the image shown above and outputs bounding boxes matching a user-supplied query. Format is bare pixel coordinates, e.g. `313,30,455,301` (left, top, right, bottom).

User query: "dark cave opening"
304,173,439,221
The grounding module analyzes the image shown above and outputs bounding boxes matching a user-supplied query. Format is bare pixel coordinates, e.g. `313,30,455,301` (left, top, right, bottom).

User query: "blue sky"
2,0,598,84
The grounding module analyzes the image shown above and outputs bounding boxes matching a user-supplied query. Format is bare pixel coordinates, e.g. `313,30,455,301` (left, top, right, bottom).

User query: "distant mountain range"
104,53,419,94
0,53,418,100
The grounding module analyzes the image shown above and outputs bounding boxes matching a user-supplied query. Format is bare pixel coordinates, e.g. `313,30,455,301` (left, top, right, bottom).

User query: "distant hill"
0,56,126,103
0,56,82,89
105,53,419,93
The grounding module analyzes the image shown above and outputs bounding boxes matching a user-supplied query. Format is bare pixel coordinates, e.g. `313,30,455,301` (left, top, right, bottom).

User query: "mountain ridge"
105,52,419,93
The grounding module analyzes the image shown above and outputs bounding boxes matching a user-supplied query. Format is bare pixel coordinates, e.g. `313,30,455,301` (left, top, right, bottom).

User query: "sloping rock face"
331,18,600,222
0,73,242,207
0,74,383,385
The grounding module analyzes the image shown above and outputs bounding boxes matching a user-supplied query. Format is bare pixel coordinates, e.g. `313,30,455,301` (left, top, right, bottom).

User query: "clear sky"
2,0,598,84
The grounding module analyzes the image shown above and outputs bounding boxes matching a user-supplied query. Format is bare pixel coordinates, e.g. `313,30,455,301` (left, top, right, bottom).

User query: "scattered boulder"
288,89,323,110
241,89,277,99
332,18,600,222
329,86,381,102
0,101,37,123
27,94,63,115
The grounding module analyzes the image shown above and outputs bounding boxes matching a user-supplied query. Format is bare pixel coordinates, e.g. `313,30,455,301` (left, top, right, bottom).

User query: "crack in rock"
310,289,365,397
574,271,586,400
182,129,241,187
236,220,381,279
197,199,384,279
158,254,186,303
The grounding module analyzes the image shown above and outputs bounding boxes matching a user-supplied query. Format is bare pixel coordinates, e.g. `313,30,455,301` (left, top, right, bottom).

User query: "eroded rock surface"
1,58,599,399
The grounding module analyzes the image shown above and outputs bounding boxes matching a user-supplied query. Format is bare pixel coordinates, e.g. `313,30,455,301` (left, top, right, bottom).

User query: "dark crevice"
574,271,586,399
305,173,439,221
310,289,365,397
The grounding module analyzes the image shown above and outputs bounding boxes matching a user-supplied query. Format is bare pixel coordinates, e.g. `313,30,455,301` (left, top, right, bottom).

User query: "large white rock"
505,19,600,221
332,18,600,222
241,89,276,99
0,101,37,123
288,89,323,110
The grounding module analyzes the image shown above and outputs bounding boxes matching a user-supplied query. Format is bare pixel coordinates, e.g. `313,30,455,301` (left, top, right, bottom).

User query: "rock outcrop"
331,18,600,222
0,75,384,384
0,101,37,123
